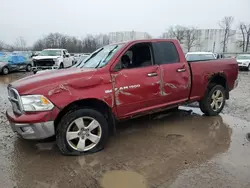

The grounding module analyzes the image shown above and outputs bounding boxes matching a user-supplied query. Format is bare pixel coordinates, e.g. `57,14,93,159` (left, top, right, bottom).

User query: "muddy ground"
0,72,250,188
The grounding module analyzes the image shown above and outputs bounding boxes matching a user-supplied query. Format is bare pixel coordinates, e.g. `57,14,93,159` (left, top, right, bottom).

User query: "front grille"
8,87,23,115
34,59,55,67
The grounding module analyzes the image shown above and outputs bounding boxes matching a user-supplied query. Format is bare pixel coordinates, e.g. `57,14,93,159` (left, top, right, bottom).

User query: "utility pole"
212,41,215,52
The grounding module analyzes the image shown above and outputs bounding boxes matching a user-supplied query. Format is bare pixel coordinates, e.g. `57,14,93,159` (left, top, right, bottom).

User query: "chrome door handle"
177,68,186,72
147,72,158,77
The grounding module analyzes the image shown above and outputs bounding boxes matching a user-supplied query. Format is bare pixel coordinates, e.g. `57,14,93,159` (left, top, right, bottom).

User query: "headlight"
21,95,54,112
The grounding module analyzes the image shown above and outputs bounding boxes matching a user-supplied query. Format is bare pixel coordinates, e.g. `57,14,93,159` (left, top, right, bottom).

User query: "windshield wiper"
79,48,103,68
95,45,118,68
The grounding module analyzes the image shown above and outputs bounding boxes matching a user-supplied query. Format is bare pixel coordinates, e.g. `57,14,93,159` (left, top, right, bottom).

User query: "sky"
1,0,250,46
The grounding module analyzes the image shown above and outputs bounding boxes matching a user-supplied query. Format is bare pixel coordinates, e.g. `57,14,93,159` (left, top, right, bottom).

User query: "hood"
33,56,60,60
0,62,8,67
236,59,250,63
10,67,96,94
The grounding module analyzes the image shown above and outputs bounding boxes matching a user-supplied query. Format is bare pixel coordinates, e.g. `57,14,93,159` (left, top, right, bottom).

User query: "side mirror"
66,53,70,58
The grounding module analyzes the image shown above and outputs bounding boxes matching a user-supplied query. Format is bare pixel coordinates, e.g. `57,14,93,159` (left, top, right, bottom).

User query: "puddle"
100,170,147,188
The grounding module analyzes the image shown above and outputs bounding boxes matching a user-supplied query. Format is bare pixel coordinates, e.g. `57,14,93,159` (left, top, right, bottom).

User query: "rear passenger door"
152,41,191,105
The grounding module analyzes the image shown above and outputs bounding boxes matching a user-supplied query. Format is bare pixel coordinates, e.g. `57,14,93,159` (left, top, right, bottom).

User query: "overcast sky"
1,0,250,45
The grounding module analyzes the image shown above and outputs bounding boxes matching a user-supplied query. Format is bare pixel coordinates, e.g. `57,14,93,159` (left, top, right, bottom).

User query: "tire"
199,85,226,116
2,67,9,75
26,64,32,72
248,65,250,71
59,63,64,69
56,108,109,156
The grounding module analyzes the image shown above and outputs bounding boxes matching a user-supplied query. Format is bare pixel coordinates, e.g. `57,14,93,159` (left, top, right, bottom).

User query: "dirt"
0,72,250,188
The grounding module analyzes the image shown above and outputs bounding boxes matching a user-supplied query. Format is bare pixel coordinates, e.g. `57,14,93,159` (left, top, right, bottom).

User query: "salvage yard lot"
0,72,250,188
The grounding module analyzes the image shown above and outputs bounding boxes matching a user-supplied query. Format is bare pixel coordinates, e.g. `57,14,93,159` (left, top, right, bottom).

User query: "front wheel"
26,64,32,72
59,63,64,69
2,67,9,75
56,108,109,156
199,85,226,116
248,64,250,71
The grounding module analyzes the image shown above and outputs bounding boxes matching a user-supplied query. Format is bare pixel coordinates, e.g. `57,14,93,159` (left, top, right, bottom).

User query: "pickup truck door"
152,41,191,105
111,42,161,118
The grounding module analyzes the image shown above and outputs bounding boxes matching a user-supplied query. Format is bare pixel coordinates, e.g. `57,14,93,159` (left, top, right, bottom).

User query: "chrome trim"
8,87,23,114
10,121,55,139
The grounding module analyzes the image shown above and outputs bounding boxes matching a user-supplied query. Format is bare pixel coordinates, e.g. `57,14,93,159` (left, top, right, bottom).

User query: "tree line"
0,16,249,53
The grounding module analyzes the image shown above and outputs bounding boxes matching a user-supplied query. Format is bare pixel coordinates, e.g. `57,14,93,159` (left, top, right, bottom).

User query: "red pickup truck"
6,39,238,155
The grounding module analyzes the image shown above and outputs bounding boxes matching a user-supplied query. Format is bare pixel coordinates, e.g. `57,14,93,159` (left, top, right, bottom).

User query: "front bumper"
9,121,54,139
6,107,59,140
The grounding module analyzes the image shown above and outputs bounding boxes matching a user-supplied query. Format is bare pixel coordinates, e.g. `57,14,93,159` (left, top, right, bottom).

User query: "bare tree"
219,16,234,52
184,28,198,52
239,23,246,52
0,40,5,51
14,37,27,51
238,23,250,52
166,25,187,44
245,25,250,52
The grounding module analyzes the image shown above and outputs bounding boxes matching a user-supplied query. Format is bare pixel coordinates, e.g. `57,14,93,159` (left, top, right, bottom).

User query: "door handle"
176,68,186,72
147,72,158,77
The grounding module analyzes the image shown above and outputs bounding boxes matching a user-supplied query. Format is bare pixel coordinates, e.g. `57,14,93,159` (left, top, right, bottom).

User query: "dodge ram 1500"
6,39,238,155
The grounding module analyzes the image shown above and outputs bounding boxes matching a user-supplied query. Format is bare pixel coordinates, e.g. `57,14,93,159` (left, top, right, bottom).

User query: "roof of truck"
110,39,179,45
186,52,215,55
43,49,66,51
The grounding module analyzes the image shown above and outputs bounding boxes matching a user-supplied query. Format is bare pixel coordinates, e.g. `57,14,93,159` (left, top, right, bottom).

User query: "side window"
153,42,180,65
119,43,153,69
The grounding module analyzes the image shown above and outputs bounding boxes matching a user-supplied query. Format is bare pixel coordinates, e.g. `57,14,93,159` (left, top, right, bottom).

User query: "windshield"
236,55,250,60
186,54,216,61
76,44,124,68
0,56,9,62
39,50,61,56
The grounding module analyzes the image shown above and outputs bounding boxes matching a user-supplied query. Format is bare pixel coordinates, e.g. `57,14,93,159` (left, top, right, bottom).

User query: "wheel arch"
207,72,229,99
54,98,116,135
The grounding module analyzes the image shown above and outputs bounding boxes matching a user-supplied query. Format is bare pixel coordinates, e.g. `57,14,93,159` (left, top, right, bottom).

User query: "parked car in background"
32,49,74,72
185,52,216,62
0,55,32,75
236,54,250,71
6,39,238,155
0,52,5,56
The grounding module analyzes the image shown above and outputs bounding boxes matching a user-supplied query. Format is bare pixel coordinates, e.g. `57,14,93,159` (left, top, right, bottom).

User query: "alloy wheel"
66,116,102,152
210,90,224,111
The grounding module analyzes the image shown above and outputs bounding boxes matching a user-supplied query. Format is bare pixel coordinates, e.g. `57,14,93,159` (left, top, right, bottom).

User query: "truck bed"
188,58,238,101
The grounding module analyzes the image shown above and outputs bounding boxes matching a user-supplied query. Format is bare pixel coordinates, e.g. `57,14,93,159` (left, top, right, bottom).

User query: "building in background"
162,29,241,53
191,29,237,53
108,31,151,43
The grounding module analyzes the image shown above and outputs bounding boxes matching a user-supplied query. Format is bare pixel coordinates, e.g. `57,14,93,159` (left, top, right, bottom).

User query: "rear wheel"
199,85,226,116
56,108,109,156
2,67,9,75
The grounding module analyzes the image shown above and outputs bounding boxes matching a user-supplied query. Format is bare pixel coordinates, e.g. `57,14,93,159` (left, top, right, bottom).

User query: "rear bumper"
6,107,60,139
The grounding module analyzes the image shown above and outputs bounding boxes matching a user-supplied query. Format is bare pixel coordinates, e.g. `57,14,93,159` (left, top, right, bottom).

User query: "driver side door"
111,42,162,118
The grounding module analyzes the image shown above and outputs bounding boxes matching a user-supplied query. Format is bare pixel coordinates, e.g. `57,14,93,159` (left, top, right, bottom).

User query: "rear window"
186,54,215,61
153,42,180,65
